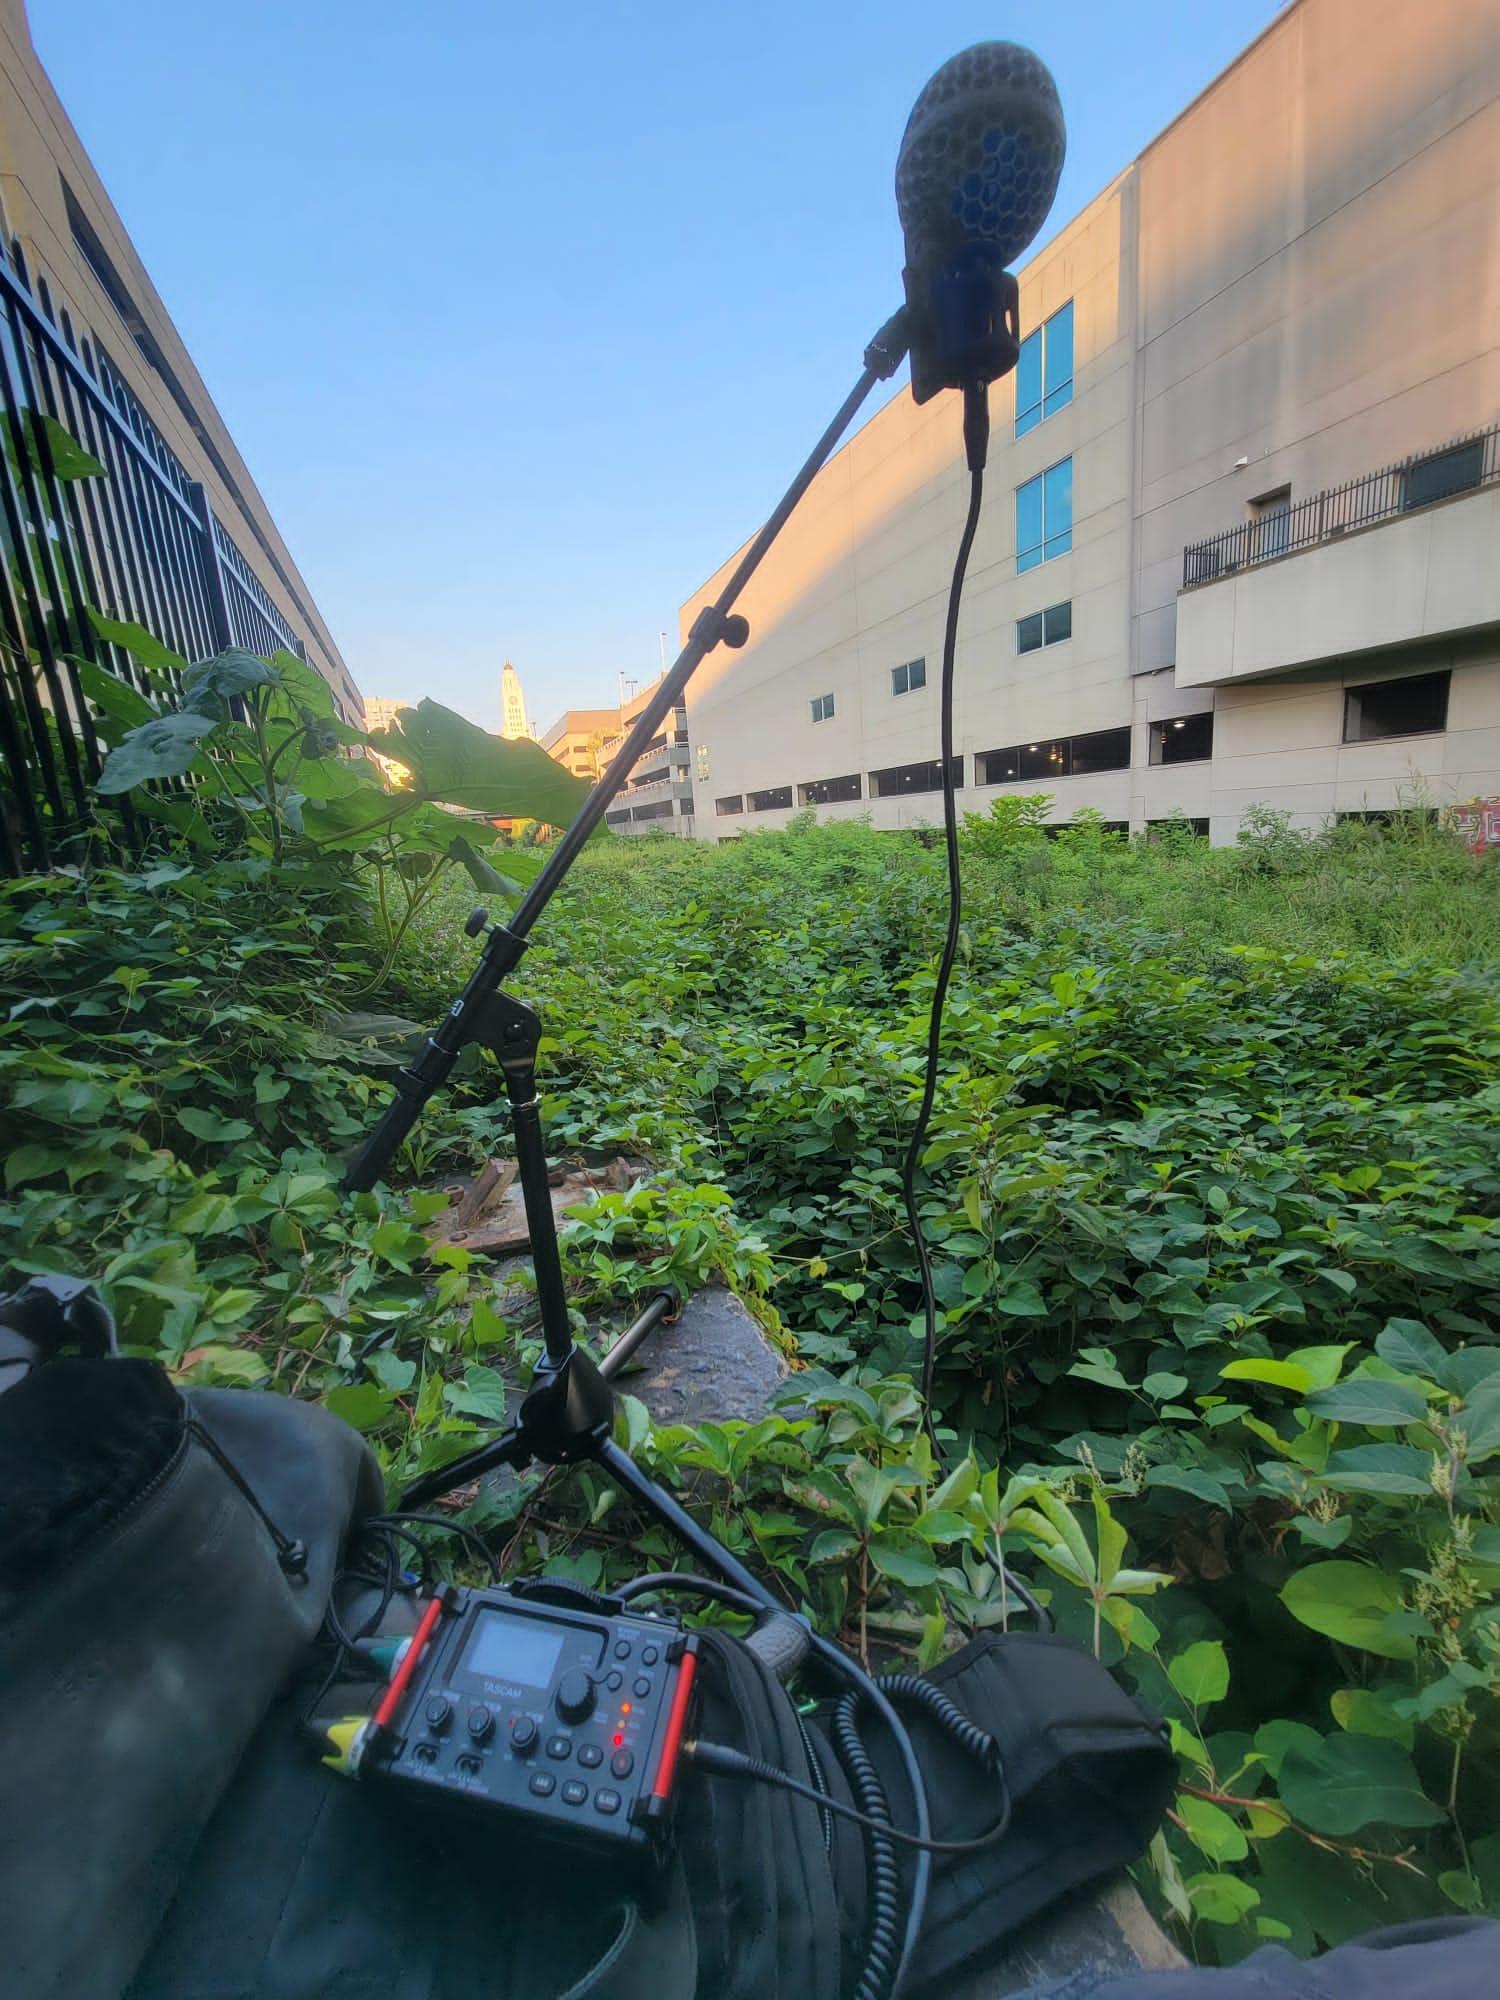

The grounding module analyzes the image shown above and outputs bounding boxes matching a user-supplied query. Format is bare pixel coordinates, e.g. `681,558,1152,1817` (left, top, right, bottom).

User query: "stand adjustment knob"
554,1669,596,1724
465,907,489,938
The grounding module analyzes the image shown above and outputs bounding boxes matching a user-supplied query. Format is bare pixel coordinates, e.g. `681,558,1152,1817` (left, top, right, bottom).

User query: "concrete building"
0,0,359,724
499,662,534,742
600,676,694,837
540,706,621,783
600,668,692,832
681,0,1500,843
540,683,695,835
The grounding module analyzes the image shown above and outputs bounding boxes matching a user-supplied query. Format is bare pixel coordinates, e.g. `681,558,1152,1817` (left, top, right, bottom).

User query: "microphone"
896,42,1066,414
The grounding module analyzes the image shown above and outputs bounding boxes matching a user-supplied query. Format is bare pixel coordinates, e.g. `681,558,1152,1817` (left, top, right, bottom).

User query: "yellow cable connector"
321,1718,369,1777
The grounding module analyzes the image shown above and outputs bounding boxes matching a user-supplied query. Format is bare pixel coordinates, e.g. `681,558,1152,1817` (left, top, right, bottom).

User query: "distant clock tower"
500,661,532,741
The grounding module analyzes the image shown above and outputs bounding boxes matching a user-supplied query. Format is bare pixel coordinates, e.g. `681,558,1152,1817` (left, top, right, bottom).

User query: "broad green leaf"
1304,1379,1428,1428
443,1365,511,1421
1330,1688,1414,1747
175,1344,268,1386
365,1351,417,1393
322,1383,397,1431
808,1528,860,1565
1253,1718,1322,1777
1177,1795,1248,1863
1142,1371,1189,1401
1439,1871,1483,1913
929,1458,978,1513
1285,1344,1354,1391
181,648,278,706
449,833,524,897
86,606,186,678
72,657,158,731
869,1535,942,1588
1278,1734,1443,1835
1168,1640,1230,1708
1320,1444,1434,1496
1374,1318,1447,1383
1279,1562,1416,1660
367,699,592,827
1293,1513,1353,1549
1457,1379,1500,1459
1092,1490,1127,1589
177,1106,254,1144
96,710,217,792
1442,1348,1500,1399
18,408,104,481
847,1458,901,1530
1186,1873,1259,1925
1146,1464,1233,1511
1220,1358,1313,1393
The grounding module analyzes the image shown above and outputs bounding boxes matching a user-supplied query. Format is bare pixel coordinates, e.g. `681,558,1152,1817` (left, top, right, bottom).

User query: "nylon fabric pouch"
824,1630,1176,1998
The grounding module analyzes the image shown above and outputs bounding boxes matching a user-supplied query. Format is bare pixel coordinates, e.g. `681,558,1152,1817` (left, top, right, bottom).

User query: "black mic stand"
344,310,912,1607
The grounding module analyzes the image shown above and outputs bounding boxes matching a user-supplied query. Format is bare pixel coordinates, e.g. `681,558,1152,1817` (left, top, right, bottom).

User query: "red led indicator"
612,1731,624,1747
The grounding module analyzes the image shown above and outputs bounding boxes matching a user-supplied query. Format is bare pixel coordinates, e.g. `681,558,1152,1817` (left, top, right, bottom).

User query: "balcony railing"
1181,424,1500,590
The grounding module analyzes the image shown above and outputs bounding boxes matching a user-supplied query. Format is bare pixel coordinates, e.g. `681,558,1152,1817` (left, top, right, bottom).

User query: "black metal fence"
1182,423,1500,589
0,233,312,874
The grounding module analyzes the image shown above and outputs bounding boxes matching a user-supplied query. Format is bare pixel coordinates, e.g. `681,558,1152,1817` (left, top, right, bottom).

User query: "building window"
1015,300,1074,436
748,785,794,812
1249,487,1291,560
799,773,862,806
1402,438,1484,513
891,658,927,697
632,800,673,821
678,797,694,815
1017,600,1072,653
1150,711,1214,764
716,794,744,816
1016,458,1072,572
977,725,1130,785
605,809,632,827
695,743,710,781
869,756,963,798
810,692,835,722
1343,670,1450,743
1148,817,1210,839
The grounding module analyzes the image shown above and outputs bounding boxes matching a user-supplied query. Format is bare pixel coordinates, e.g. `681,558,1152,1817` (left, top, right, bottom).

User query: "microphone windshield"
896,43,1066,277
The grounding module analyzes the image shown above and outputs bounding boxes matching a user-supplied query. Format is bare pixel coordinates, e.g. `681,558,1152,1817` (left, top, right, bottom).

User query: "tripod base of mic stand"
400,1340,778,1611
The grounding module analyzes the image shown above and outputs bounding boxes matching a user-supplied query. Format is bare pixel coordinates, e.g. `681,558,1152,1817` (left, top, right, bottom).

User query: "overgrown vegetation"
4,696,1500,1960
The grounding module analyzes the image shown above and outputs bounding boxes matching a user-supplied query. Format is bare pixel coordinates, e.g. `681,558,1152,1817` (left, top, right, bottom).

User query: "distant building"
681,0,1500,843
362,697,410,735
539,707,621,782
360,697,412,783
600,677,693,839
539,687,694,837
500,662,533,741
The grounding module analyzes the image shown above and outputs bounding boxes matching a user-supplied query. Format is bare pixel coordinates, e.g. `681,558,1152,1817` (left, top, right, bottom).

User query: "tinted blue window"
1016,474,1044,571
1043,302,1073,417
1043,459,1073,560
1015,329,1042,437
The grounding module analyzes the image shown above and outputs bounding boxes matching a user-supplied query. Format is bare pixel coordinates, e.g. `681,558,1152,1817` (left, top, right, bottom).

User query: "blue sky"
34,0,1281,734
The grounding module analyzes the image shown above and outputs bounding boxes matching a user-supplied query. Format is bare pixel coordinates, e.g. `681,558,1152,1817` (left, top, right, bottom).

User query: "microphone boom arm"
343,308,910,1210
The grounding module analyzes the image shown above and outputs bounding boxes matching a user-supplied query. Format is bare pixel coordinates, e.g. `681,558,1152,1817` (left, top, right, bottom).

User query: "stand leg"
596,1439,778,1610
400,1424,534,1512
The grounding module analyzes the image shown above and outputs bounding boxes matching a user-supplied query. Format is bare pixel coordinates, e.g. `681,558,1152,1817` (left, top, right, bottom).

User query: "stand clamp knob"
465,907,489,938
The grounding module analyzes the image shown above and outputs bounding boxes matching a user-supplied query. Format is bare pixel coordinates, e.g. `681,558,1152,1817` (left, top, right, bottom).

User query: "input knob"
555,1669,595,1723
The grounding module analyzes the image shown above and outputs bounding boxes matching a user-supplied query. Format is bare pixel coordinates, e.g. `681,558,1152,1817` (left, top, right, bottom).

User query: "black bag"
2,1355,1172,2000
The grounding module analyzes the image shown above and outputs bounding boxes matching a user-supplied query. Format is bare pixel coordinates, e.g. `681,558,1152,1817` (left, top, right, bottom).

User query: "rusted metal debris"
421,1153,648,1257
